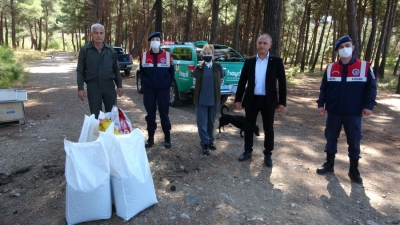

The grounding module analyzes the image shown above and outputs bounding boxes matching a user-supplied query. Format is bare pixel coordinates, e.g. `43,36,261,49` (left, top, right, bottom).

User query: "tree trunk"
373,0,392,78
311,0,331,72
243,0,252,55
263,0,283,56
44,6,49,51
71,32,76,52
378,0,398,80
294,0,308,65
114,0,123,46
347,0,360,58
233,0,242,50
393,54,400,77
320,20,333,71
155,0,162,33
126,0,134,52
37,18,42,51
210,0,220,44
75,31,79,51
331,0,338,62
364,0,377,61
130,2,157,58
0,11,3,45
29,23,37,49
284,22,294,64
4,8,9,46
62,30,65,51
93,0,100,22
10,0,17,49
308,17,319,66
184,0,193,41
300,3,310,72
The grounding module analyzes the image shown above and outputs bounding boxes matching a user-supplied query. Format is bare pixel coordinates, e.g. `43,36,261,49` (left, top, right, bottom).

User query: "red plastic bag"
111,106,133,134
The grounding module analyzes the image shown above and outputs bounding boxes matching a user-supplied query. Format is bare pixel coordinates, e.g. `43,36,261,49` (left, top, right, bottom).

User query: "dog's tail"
220,104,229,115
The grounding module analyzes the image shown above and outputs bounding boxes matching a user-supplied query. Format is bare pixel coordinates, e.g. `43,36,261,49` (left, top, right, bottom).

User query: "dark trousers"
244,96,275,155
324,112,362,159
87,82,117,118
143,87,171,132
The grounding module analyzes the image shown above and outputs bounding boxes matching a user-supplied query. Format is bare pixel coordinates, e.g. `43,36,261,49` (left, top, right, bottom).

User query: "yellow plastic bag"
99,118,119,135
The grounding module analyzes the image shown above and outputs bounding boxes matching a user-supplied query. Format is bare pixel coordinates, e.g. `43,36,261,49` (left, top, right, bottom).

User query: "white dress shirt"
205,61,213,68
254,53,269,95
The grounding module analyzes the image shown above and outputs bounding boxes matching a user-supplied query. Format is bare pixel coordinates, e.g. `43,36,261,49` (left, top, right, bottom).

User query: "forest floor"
1,51,400,225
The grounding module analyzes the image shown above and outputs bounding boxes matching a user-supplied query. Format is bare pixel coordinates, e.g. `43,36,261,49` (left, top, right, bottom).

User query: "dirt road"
1,51,399,224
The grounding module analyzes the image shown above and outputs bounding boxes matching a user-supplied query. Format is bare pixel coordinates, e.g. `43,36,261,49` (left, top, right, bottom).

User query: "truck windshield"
196,47,244,62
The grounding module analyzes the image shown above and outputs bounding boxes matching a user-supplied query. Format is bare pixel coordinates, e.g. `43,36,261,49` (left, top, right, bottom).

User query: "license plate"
221,85,229,90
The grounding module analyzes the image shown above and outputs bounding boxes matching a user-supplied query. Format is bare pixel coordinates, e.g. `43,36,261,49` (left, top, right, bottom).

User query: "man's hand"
277,105,285,113
235,102,242,110
78,90,85,101
362,109,372,117
318,107,325,116
117,88,124,97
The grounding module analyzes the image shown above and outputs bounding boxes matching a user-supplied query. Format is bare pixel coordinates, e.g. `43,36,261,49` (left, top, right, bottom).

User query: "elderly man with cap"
140,31,175,149
316,35,377,184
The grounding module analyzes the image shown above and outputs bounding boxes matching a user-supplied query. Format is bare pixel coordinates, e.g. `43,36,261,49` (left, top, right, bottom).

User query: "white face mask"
150,40,160,49
338,47,353,58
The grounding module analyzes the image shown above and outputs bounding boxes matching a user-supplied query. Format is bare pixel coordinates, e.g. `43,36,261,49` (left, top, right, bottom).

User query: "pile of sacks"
64,106,157,224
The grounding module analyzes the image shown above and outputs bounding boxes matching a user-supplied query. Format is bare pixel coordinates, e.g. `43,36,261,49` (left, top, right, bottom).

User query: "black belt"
254,95,266,99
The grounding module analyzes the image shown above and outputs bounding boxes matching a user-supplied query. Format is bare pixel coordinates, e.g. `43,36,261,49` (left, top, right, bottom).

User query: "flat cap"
335,35,352,51
148,32,161,41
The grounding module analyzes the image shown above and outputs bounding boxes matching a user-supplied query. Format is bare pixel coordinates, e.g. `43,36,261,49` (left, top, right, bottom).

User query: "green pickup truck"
135,41,244,107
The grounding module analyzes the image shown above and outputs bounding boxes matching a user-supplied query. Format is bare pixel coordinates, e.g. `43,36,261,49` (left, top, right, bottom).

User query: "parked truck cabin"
113,46,133,76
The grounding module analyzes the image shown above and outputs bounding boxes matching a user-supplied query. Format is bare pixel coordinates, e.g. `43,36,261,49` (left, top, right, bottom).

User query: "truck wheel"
220,95,229,104
136,72,144,94
124,69,131,76
170,81,183,107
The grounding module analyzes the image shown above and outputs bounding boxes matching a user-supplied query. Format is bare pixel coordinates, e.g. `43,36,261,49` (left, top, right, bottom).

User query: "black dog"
218,105,260,137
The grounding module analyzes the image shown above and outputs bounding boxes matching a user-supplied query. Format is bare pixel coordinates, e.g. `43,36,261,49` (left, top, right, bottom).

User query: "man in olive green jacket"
76,23,123,118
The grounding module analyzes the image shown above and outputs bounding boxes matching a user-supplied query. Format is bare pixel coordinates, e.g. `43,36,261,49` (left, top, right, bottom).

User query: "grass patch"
14,49,47,64
377,74,398,92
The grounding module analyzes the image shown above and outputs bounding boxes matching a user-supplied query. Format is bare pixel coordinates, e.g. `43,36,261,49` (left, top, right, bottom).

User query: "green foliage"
377,69,399,92
0,46,24,88
48,40,61,50
385,56,397,67
287,66,299,79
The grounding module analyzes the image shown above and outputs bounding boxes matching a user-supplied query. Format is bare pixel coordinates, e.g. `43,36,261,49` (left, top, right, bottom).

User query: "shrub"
0,46,24,88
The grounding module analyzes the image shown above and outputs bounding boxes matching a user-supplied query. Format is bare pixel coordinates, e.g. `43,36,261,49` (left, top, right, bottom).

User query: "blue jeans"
196,105,217,147
324,112,363,159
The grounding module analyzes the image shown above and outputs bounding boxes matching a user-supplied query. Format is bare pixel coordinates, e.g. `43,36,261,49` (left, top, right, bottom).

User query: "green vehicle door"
213,47,244,84
169,46,195,92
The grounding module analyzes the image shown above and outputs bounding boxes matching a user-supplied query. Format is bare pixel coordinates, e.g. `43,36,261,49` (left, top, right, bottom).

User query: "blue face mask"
203,55,212,62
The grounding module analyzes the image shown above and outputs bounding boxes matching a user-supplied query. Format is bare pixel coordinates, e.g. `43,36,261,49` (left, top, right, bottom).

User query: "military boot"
348,158,363,184
316,153,335,174
164,131,171,149
145,130,155,148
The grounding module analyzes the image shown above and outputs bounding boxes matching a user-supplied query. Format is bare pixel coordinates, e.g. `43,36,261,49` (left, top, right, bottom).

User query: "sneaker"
208,143,216,150
238,152,252,161
264,154,273,167
202,144,210,156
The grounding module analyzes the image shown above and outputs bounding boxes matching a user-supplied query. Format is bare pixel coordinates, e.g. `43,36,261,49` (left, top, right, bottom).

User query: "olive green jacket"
76,42,122,91
193,62,223,105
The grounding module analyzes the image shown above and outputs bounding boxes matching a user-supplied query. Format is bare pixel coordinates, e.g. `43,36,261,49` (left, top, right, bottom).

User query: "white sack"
102,126,157,221
64,136,111,225
78,114,99,143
